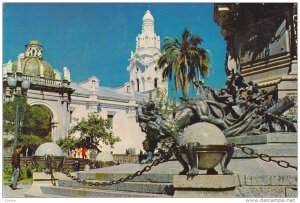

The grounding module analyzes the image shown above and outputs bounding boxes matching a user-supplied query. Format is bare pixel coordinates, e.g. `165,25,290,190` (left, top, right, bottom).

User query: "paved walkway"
2,183,32,198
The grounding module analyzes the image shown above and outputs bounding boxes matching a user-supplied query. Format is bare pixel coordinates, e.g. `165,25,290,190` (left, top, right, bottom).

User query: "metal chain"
54,143,296,187
60,145,176,187
50,170,57,186
233,143,297,170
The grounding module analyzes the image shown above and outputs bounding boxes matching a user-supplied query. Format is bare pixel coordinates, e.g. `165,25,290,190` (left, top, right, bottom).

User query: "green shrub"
20,163,37,178
3,164,13,175
25,164,34,178
4,162,36,178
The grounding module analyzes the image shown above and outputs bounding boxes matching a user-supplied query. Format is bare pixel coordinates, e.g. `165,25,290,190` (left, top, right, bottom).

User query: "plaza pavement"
2,183,32,198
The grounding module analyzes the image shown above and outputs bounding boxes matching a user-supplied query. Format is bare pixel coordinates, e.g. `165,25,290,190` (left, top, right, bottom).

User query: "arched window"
136,78,140,92
154,78,158,88
32,49,35,57
145,36,148,47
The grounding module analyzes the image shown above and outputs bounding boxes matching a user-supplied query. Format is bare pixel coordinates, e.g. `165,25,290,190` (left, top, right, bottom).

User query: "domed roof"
11,57,56,79
143,10,154,21
9,40,56,79
23,57,40,76
27,40,42,47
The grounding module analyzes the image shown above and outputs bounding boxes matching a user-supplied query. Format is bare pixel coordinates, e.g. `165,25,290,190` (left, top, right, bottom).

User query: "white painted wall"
70,95,146,154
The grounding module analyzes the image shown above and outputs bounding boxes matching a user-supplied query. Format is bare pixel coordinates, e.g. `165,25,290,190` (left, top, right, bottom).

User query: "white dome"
34,142,64,156
143,10,154,21
96,152,114,162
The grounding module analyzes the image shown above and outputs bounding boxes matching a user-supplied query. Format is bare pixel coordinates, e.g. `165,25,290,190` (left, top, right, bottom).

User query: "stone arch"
28,101,58,140
28,101,57,122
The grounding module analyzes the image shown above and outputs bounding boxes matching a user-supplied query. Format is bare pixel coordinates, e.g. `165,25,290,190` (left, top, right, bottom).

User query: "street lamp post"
7,73,30,150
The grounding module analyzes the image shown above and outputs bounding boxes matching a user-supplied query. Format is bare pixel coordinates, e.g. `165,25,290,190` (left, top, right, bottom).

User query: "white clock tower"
127,10,167,93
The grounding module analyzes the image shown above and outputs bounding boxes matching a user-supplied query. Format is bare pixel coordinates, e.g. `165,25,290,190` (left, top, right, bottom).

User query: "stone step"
40,186,172,198
58,179,174,195
77,171,174,183
24,193,70,198
227,132,297,145
235,186,297,198
217,157,297,176
241,174,297,186
233,143,297,158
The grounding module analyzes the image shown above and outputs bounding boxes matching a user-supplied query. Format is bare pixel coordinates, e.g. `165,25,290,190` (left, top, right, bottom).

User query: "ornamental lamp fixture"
7,76,17,88
5,74,31,150
21,79,31,90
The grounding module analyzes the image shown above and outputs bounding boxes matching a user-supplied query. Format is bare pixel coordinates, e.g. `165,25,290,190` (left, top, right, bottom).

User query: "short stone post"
173,175,239,198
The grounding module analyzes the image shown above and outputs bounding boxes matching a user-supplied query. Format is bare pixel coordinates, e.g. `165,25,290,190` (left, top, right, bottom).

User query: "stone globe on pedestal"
33,142,65,172
35,142,64,156
178,122,227,170
96,152,115,168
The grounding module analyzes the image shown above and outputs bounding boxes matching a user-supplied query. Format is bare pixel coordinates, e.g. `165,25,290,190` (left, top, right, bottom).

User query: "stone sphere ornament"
35,142,64,156
179,122,226,145
176,122,234,175
32,142,65,174
96,152,115,167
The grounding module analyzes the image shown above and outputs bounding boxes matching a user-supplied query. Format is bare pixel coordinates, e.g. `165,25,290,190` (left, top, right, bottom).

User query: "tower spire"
128,8,166,93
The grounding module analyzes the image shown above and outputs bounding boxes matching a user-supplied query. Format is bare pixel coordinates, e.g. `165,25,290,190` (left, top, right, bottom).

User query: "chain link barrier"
50,170,57,186
48,142,296,188
60,145,176,187
232,143,297,170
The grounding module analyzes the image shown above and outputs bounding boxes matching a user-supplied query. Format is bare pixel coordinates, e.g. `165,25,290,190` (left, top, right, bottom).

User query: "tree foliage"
69,114,121,152
3,97,30,134
19,133,52,148
158,28,211,97
22,105,52,136
3,97,52,148
56,136,81,152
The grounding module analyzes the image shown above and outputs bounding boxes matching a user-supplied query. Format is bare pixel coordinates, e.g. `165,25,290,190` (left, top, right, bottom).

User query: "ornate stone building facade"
69,10,165,154
3,40,74,141
214,3,297,103
125,10,167,93
3,10,164,154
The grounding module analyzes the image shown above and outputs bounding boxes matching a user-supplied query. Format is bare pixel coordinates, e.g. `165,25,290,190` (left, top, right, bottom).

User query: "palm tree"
158,28,211,99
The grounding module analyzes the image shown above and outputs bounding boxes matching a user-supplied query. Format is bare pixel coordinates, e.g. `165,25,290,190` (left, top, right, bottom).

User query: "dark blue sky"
3,3,227,96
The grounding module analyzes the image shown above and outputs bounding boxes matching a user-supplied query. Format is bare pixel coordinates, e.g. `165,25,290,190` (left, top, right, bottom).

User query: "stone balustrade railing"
22,75,68,87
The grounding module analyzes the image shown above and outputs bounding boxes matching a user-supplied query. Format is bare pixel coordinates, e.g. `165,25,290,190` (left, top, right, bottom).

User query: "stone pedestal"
24,172,69,197
173,175,239,198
